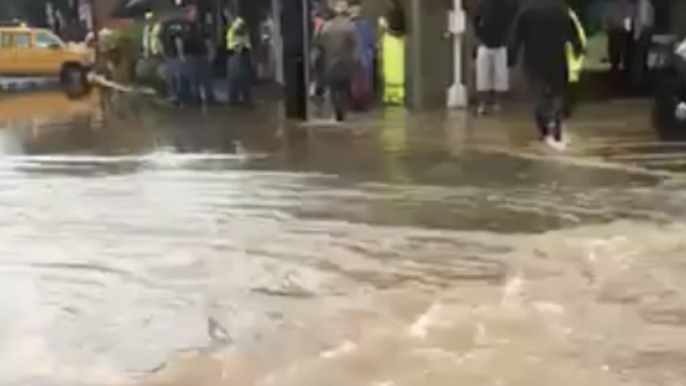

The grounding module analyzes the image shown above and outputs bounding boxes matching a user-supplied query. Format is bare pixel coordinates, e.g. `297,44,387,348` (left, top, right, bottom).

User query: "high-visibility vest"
226,18,251,51
150,22,162,55
382,32,405,104
566,8,587,83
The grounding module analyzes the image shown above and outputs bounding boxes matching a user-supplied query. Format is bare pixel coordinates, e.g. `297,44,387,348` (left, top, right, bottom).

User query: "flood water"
1,94,686,386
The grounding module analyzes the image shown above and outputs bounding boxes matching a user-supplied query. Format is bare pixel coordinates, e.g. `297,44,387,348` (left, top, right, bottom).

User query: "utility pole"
280,0,309,120
446,0,467,108
88,0,100,61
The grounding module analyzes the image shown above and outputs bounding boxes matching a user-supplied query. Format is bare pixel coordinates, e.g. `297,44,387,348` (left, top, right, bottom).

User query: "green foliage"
100,23,144,64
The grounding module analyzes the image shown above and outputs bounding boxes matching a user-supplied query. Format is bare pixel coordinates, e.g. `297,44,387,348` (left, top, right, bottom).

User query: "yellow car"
0,25,92,97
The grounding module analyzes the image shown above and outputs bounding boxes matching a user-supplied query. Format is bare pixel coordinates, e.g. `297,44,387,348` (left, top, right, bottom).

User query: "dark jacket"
475,0,518,48
317,15,359,80
604,0,634,31
385,2,406,35
183,24,207,58
508,0,583,87
160,22,183,58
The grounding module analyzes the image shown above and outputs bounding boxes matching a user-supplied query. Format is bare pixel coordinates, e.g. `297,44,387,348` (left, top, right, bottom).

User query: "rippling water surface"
1,98,686,386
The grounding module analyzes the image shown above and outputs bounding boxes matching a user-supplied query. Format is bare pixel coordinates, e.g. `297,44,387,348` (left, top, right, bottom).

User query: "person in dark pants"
186,25,216,105
229,49,253,105
226,17,253,106
183,23,201,105
160,23,184,103
171,22,194,105
199,34,217,104
328,78,351,121
509,0,583,150
316,0,359,122
604,0,634,81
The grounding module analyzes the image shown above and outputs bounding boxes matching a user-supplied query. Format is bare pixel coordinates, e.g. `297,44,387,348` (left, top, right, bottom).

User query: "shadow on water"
0,94,686,385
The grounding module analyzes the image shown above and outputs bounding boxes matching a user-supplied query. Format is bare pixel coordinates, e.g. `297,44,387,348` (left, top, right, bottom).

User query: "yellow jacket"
226,18,251,51
566,8,587,83
150,22,162,56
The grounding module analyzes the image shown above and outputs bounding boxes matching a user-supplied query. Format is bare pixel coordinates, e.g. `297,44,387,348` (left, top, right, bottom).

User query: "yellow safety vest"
150,22,162,56
226,18,251,51
382,32,405,104
566,8,587,83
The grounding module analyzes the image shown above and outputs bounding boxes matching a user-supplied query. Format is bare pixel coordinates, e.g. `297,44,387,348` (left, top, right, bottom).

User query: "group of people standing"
310,0,407,122
474,0,587,150
141,10,254,107
142,0,409,117
139,0,657,151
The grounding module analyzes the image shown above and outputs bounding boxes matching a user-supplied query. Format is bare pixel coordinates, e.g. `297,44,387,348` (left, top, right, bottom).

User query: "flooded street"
1,93,686,386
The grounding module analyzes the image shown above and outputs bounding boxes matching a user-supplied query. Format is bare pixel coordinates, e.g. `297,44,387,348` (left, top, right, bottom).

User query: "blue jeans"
329,77,351,121
164,57,182,101
178,58,196,104
191,57,216,104
227,51,253,105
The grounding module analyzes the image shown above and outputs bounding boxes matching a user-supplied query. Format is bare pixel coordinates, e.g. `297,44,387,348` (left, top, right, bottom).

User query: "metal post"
409,0,422,109
301,0,310,107
446,0,466,108
281,0,308,120
89,0,100,62
271,0,284,85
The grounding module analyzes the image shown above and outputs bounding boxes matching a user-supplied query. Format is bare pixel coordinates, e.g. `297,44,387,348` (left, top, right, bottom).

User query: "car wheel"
61,65,90,100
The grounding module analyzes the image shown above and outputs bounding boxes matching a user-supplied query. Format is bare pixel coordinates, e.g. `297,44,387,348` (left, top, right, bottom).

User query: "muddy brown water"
1,95,686,386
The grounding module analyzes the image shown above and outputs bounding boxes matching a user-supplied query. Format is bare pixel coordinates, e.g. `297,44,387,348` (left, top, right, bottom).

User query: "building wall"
670,0,686,38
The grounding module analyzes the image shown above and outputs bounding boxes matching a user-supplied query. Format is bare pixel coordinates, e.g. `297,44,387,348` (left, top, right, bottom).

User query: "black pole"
281,0,309,120
89,0,100,62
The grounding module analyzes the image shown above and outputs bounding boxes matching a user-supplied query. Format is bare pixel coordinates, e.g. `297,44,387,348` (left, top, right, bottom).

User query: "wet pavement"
0,93,686,386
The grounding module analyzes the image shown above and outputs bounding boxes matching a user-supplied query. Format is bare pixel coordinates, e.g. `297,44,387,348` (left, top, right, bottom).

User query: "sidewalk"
295,98,680,178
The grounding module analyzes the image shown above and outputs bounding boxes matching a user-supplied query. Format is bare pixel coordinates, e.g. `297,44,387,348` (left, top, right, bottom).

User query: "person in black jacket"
508,0,583,150
160,21,186,103
474,0,519,115
185,25,216,105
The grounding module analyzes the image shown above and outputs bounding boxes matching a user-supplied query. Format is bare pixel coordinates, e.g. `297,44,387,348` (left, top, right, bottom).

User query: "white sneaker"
544,135,556,147
545,136,567,151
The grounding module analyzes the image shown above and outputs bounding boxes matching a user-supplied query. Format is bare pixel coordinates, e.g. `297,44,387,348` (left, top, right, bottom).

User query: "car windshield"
35,31,63,49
